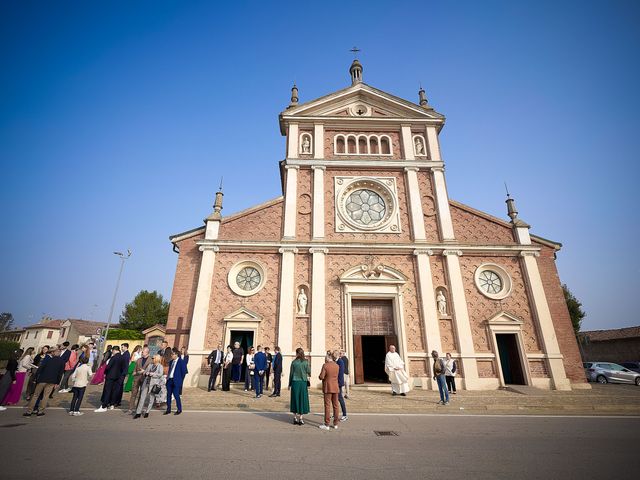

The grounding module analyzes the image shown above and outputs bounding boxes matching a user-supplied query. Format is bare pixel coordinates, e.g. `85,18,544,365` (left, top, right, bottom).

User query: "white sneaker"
75,411,84,416
340,415,348,422
444,401,450,405
94,407,108,413
332,425,339,430
108,405,115,410
68,411,74,416
319,425,331,431
0,406,7,411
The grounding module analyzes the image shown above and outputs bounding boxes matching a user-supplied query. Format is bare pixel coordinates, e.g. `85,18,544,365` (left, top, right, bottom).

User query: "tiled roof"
66,319,113,336
581,326,640,342
24,319,64,330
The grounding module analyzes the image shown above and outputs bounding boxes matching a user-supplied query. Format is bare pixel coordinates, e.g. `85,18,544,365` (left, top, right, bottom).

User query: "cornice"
284,158,444,169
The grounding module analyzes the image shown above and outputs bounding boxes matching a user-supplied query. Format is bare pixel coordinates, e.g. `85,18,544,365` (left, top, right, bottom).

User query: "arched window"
380,136,391,155
336,136,345,154
370,136,379,154
358,136,368,154
347,136,357,154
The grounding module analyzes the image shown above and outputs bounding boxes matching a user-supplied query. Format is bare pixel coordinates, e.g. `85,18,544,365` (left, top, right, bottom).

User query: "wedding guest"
253,345,267,398
23,348,65,417
207,343,224,391
244,346,255,392
222,346,233,391
269,346,283,397
91,345,111,385
231,342,244,382
340,350,351,399
59,344,79,393
335,349,348,422
128,347,151,413
319,352,340,431
26,346,49,400
95,346,126,412
165,348,187,416
134,354,163,419
289,348,310,425
114,343,130,407
88,342,98,371
69,356,92,416
264,347,273,391
124,345,142,393
5,348,34,405
0,350,20,409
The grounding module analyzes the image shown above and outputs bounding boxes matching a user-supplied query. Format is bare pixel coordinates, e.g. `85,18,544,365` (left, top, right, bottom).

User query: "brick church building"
165,60,587,391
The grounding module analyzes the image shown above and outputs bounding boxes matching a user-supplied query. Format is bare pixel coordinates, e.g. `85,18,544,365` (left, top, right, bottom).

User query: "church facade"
166,60,587,391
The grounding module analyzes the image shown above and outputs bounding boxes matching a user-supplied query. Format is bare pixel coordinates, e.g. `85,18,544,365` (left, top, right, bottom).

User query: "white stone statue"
301,136,311,154
437,290,447,316
414,137,425,156
297,288,308,315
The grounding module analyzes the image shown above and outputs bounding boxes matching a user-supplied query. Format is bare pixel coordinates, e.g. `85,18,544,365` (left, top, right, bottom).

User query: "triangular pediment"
339,263,407,284
223,307,263,322
281,83,444,121
485,311,524,326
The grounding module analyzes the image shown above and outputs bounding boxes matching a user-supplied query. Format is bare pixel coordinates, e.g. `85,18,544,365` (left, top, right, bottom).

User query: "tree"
119,290,169,331
562,284,585,335
0,312,14,332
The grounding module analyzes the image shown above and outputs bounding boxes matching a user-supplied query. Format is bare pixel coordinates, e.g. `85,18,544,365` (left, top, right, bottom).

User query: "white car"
584,362,640,385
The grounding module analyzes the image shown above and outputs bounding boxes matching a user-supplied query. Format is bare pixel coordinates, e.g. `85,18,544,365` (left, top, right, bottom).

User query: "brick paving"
14,382,640,416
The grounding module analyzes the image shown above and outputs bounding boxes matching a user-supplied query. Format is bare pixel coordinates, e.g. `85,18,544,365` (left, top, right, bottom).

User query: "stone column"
185,244,219,388
413,249,442,389
431,167,455,241
282,165,299,239
404,167,426,241
311,166,325,239
277,247,298,380
309,247,328,386
313,124,324,159
443,249,480,389
520,251,571,390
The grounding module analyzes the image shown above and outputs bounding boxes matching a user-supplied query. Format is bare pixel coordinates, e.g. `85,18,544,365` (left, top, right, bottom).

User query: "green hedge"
0,340,20,361
106,328,145,340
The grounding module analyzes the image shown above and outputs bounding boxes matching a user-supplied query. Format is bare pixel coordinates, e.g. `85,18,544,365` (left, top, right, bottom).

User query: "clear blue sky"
1,1,638,331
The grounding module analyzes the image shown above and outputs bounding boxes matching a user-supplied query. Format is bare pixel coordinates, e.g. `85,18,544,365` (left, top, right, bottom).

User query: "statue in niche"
301,136,311,154
437,290,447,316
414,137,425,156
297,288,308,315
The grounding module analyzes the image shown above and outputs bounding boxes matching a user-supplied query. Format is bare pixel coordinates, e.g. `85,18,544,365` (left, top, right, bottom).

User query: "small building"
142,324,166,356
20,319,64,352
59,319,111,346
0,329,26,344
579,326,640,364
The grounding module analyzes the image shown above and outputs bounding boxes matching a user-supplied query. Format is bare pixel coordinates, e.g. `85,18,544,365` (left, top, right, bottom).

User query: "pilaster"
431,167,455,241
425,126,441,161
277,247,298,380
401,125,415,160
309,247,328,386
404,167,426,241
313,124,324,159
282,165,299,239
287,123,299,159
311,166,325,239
443,249,480,389
413,249,441,389
520,251,571,390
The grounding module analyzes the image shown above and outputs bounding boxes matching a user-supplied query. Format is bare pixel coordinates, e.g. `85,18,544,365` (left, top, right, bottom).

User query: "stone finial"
418,86,433,110
206,183,224,221
506,193,518,221
350,59,363,85
289,83,299,107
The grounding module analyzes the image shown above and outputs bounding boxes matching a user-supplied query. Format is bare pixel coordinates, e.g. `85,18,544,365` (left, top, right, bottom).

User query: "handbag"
151,384,161,395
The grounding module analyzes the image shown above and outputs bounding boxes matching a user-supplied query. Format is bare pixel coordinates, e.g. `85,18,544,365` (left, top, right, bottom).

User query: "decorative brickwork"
410,358,428,377
430,255,459,352
529,359,549,377
293,254,311,351
418,171,440,242
296,168,312,241
218,199,283,241
450,201,516,245
477,359,496,378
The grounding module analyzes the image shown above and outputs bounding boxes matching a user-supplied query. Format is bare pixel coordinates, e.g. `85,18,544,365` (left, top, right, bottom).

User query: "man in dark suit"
114,343,130,407
159,341,172,362
59,342,71,364
253,345,267,398
24,348,65,416
269,346,283,397
95,346,127,412
264,347,273,391
165,348,188,415
207,343,224,391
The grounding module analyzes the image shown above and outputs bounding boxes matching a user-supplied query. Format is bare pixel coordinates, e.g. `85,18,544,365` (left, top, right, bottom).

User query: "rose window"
345,189,386,226
478,270,503,295
236,267,261,291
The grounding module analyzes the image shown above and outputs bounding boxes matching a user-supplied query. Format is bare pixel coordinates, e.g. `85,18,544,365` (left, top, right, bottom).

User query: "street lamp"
98,249,132,364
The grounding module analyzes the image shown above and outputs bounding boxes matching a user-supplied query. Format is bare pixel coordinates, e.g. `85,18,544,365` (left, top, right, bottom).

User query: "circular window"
474,264,512,300
228,261,266,296
337,178,396,231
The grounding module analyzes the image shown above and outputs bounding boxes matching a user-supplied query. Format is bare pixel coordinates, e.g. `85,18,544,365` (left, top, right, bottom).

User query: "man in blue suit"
253,345,268,398
268,346,283,397
164,348,188,415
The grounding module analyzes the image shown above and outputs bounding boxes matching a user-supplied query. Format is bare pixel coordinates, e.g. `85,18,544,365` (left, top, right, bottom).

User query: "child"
69,356,92,416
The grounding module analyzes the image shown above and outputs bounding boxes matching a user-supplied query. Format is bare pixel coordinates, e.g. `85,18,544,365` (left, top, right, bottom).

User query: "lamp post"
98,250,132,364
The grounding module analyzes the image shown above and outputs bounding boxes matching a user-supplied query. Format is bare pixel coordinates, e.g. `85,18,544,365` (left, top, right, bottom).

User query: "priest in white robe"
384,345,410,396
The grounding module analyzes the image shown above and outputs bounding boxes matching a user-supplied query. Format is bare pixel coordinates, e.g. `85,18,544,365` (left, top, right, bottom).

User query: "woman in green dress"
124,345,142,393
289,347,311,425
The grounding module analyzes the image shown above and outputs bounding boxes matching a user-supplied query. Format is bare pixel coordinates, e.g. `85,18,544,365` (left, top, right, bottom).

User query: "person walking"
340,350,351,399
207,343,224,391
58,344,79,393
221,345,233,391
444,352,457,395
289,348,310,425
0,350,21,410
432,350,450,405
244,346,255,392
335,350,348,422
69,356,92,416
128,347,151,414
23,348,65,417
319,352,340,431
253,345,267,398
95,345,127,412
269,346,283,397
384,345,410,396
134,355,164,419
165,348,187,416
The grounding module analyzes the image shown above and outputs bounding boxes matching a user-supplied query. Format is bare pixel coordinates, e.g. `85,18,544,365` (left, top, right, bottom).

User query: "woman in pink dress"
90,345,112,385
3,348,34,405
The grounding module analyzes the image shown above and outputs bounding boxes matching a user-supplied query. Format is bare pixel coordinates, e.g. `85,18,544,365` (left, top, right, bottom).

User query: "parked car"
619,362,640,374
585,362,640,385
